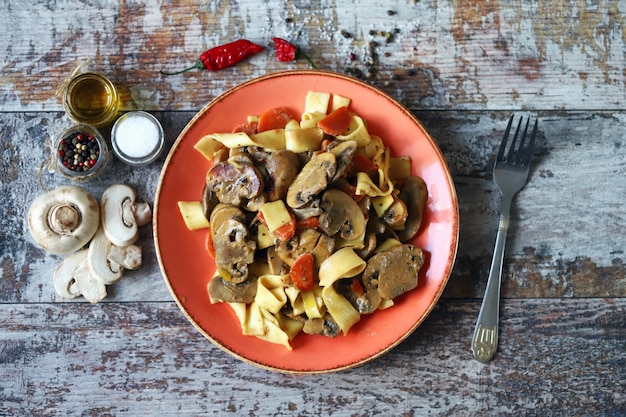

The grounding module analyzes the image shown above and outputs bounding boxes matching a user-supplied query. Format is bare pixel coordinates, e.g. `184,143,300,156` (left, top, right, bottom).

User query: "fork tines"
498,115,537,166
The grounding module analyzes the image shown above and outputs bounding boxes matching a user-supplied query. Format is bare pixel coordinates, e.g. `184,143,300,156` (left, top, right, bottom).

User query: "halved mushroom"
100,184,152,247
208,275,258,304
362,244,424,300
205,161,264,207
318,189,366,241
264,150,300,201
27,185,100,255
210,203,256,284
88,226,142,285
286,152,336,208
397,176,428,242
53,249,107,303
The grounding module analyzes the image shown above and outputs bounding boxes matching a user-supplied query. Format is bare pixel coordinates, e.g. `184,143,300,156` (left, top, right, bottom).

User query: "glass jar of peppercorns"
55,124,110,181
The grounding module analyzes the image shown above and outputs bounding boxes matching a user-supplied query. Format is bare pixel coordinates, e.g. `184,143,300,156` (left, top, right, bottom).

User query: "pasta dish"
177,91,428,350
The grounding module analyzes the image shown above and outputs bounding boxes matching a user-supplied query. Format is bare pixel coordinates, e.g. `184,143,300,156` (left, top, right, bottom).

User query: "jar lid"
111,111,165,166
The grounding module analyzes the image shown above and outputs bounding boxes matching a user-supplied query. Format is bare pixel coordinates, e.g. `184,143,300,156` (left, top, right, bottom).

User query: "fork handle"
471,196,512,362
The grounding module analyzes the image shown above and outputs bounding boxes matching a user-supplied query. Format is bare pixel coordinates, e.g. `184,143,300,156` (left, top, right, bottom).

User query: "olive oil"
63,73,119,127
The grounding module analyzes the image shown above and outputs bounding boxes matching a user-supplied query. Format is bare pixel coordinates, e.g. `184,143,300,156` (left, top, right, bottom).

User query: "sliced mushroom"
362,244,424,300
88,226,142,285
335,277,381,315
100,184,152,247
397,176,428,242
205,161,264,207
27,185,100,255
201,184,220,220
208,275,258,304
302,313,341,338
286,152,336,208
210,203,256,284
264,150,300,201
328,140,357,181
267,247,289,275
381,198,409,230
53,249,107,303
318,189,366,241
276,228,334,267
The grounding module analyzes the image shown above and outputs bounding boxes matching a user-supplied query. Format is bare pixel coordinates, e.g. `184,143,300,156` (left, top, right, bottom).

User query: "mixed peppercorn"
57,131,100,172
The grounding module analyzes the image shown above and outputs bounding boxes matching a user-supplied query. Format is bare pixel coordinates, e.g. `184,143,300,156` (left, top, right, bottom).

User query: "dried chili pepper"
160,39,264,75
271,38,317,69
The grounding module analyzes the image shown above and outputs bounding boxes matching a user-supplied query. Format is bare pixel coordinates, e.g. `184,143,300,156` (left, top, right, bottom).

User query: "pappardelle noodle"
177,91,428,350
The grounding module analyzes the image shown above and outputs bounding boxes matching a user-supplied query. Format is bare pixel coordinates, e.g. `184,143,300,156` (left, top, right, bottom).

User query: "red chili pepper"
271,38,317,69
160,39,264,75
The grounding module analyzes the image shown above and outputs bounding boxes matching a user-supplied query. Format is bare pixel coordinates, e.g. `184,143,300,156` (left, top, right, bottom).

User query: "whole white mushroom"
27,185,100,255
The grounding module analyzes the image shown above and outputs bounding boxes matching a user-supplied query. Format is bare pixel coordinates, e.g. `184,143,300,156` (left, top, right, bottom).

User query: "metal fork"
471,115,537,363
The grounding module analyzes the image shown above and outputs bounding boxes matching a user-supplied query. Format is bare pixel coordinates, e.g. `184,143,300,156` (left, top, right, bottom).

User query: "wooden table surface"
1,1,625,415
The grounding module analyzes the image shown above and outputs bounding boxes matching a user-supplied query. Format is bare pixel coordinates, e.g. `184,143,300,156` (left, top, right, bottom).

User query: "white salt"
114,113,161,158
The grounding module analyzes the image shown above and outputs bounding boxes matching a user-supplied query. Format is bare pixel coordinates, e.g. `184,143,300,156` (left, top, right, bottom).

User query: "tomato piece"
257,107,295,132
273,212,296,241
296,216,320,230
318,106,352,136
289,253,315,291
233,120,258,135
205,229,215,258
348,154,377,177
350,278,364,296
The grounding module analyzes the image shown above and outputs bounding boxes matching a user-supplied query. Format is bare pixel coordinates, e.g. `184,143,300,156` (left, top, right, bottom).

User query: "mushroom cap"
27,185,100,255
100,184,140,247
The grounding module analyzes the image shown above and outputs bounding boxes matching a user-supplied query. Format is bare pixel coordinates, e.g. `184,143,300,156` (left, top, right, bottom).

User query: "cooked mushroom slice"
362,244,424,300
356,233,377,259
27,185,100,255
53,249,107,303
264,150,300,201
381,198,409,230
87,226,142,285
286,152,336,208
328,140,357,181
201,183,220,220
208,275,258,304
210,203,256,283
291,199,322,220
206,161,264,207
335,277,381,315
267,247,290,275
276,228,334,267
302,313,341,338
100,184,152,247
397,176,428,242
318,189,366,241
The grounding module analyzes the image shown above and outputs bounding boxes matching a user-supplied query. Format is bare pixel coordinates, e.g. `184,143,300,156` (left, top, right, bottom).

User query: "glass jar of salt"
111,111,164,166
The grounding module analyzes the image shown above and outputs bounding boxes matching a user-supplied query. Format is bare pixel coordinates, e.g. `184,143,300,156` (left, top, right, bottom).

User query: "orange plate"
154,70,459,373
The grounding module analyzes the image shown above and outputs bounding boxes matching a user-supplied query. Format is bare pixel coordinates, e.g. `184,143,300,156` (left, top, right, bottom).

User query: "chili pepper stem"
296,48,318,69
160,58,205,76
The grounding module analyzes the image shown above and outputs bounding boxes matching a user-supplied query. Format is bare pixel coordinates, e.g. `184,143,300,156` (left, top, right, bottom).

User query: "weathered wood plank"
1,0,624,112
1,299,624,416
1,110,624,303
